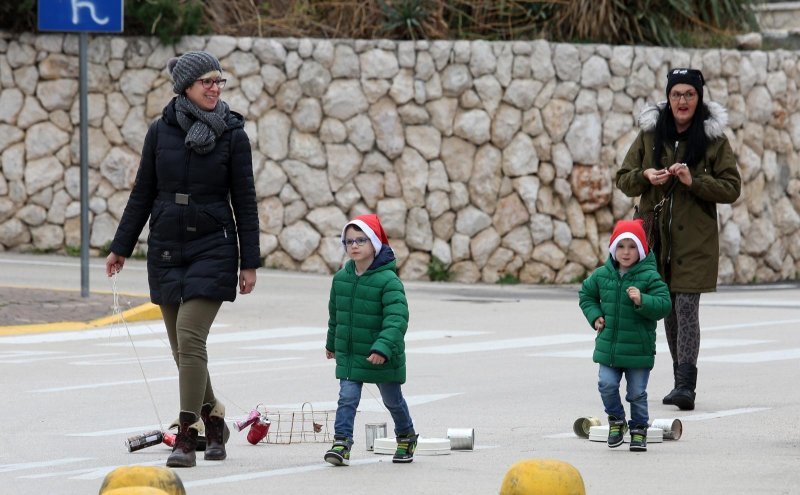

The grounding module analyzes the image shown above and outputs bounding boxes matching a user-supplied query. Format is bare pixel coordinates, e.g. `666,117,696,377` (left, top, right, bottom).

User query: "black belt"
157,192,228,205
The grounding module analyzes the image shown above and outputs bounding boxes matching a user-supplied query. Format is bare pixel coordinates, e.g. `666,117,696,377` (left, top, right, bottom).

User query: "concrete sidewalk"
0,285,158,334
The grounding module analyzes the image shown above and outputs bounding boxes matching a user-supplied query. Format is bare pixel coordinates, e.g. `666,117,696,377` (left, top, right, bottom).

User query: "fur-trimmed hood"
637,101,728,139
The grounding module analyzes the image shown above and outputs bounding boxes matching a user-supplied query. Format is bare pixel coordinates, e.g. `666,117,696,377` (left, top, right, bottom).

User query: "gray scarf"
174,95,230,155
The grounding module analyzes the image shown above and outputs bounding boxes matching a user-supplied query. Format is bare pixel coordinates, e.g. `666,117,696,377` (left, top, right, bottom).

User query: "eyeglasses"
342,237,369,247
669,90,697,102
196,78,227,90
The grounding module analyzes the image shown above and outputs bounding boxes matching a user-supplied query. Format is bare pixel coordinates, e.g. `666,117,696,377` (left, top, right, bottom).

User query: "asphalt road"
1,252,798,494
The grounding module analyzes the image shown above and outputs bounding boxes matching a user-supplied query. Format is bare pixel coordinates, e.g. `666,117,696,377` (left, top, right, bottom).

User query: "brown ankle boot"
201,401,228,461
166,411,201,468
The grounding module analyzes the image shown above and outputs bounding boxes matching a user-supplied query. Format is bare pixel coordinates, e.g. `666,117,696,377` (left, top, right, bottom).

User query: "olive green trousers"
160,298,222,416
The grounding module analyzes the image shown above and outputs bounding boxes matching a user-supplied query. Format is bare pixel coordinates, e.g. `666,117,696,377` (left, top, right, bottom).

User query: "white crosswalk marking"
530,338,773,359
251,330,487,351
0,458,94,473
409,334,594,354
700,348,800,363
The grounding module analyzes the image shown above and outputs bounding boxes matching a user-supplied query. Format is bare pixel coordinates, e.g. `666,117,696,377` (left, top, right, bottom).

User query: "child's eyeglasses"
342,237,369,247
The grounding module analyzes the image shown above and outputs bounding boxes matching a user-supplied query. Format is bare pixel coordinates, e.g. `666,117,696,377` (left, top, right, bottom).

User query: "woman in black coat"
105,51,260,467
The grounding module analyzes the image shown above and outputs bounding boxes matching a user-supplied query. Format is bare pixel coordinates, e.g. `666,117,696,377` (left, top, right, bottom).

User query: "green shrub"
427,256,451,282
496,273,520,285
125,0,209,44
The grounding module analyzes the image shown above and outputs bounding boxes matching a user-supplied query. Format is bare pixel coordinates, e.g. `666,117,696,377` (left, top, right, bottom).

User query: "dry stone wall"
2,32,800,284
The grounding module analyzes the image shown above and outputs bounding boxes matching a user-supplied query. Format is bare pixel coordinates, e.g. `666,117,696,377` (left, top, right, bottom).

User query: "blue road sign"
38,0,123,33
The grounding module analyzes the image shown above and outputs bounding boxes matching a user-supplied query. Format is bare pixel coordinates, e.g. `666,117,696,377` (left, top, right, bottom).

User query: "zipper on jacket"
666,140,679,265
346,272,359,379
179,150,191,303
609,276,623,367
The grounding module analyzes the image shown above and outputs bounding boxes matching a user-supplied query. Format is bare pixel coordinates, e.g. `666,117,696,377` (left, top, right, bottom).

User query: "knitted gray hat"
167,51,222,94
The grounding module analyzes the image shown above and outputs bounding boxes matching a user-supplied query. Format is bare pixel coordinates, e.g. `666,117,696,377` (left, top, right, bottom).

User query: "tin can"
234,408,262,432
365,422,387,451
247,418,271,445
125,430,163,452
163,432,207,450
446,428,475,450
651,418,683,440
573,416,601,439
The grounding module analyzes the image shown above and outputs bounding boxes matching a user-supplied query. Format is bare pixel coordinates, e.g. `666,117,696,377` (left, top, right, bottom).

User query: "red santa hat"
608,219,648,261
341,214,389,253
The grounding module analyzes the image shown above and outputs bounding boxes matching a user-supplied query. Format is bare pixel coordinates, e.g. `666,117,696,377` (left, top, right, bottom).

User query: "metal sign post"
38,0,124,297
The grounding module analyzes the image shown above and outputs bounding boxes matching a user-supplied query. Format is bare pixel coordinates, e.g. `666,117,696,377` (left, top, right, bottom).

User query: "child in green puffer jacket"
579,219,672,452
324,214,417,466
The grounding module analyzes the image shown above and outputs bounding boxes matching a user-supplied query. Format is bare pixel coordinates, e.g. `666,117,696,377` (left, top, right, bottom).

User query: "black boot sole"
204,449,227,461
166,455,196,468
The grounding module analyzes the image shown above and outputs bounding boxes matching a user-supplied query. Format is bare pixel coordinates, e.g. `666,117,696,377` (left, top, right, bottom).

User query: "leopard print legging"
663,292,701,365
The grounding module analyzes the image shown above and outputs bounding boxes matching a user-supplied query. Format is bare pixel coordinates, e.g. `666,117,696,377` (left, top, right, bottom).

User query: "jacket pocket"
188,204,233,238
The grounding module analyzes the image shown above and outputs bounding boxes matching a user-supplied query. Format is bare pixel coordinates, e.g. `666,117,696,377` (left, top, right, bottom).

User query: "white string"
110,271,165,431
109,271,249,419
363,383,391,415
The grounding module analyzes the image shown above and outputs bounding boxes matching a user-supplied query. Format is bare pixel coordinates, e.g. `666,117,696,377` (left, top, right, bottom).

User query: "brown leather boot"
201,401,228,461
166,411,201,468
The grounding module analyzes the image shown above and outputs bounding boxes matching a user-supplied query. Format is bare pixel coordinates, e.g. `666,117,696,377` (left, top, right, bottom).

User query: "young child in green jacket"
579,219,672,452
324,214,417,466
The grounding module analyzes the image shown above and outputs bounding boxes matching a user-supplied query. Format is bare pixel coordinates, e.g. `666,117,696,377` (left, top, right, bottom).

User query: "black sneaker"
324,438,351,466
629,426,647,452
607,417,626,448
392,432,419,463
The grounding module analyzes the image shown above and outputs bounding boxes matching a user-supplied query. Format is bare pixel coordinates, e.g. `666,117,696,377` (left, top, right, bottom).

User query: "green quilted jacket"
326,247,409,383
579,252,672,369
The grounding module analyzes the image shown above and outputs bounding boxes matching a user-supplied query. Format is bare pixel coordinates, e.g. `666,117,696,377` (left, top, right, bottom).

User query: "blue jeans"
598,364,650,428
334,379,414,443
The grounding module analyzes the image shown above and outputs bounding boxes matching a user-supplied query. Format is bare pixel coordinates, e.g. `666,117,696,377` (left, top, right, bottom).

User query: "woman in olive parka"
616,68,741,411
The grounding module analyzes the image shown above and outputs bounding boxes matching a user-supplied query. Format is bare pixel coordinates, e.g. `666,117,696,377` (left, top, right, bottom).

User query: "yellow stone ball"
98,466,186,495
499,458,586,495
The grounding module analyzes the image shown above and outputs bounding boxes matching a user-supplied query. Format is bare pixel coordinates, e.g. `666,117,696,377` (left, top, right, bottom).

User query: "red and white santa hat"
341,214,389,253
608,219,648,261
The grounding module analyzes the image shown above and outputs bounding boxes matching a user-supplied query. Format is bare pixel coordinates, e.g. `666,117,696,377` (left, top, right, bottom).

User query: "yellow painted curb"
90,303,162,327
0,303,162,336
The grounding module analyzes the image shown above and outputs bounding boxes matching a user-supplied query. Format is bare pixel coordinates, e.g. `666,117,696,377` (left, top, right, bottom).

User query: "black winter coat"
110,98,260,305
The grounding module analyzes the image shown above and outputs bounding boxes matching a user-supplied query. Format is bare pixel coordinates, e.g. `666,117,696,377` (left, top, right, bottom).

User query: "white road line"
0,457,94,473
0,350,60,358
70,355,173,366
68,425,167,437
184,458,383,487
0,322,172,344
530,338,773,359
703,318,800,332
251,330,488,351
32,362,329,393
409,334,594,354
701,349,800,363
20,460,164,480
265,393,462,413
0,352,120,364
701,299,800,308
71,356,299,367
101,327,326,348
679,407,770,421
